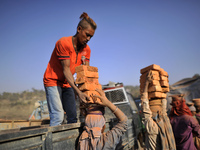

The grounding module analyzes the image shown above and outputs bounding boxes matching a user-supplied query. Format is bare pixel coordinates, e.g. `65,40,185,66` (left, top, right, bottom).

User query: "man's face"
77,25,95,47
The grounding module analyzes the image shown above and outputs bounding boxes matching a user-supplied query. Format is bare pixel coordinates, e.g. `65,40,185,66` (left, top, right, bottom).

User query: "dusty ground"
0,99,36,120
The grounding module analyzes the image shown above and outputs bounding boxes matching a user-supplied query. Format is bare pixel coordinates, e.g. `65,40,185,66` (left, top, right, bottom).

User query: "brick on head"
75,65,102,116
140,64,169,114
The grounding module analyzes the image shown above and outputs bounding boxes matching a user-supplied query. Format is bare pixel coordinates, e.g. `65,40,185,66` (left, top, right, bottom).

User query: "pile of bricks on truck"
140,64,169,107
75,65,102,104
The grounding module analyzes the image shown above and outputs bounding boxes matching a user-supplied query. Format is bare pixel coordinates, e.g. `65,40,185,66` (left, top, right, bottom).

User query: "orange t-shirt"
43,36,91,88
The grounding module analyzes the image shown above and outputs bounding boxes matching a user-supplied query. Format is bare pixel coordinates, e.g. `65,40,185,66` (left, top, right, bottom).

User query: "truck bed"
0,118,136,150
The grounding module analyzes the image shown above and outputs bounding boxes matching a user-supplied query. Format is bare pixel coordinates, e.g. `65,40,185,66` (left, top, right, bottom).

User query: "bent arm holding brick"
61,59,90,103
141,72,158,134
93,89,127,122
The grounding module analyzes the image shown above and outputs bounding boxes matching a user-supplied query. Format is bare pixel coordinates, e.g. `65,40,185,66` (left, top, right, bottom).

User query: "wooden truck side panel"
0,85,142,150
0,118,136,150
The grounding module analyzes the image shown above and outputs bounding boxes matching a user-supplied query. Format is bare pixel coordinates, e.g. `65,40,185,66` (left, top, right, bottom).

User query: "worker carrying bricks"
77,89,128,150
169,95,200,150
193,98,200,124
140,65,176,150
43,12,96,126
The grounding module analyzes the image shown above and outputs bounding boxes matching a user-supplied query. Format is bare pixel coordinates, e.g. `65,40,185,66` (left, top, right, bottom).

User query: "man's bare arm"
60,59,90,103
93,89,127,122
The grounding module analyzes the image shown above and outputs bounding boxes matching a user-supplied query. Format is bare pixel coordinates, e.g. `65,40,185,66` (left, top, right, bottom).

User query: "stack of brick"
75,65,102,104
140,64,169,106
192,98,200,107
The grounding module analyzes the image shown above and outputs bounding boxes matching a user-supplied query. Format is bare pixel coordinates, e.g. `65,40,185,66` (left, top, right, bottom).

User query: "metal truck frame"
0,83,142,150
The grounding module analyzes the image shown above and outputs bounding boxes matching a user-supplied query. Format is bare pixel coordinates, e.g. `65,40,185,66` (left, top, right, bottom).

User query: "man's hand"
78,92,91,103
144,70,154,90
92,89,111,107
93,89,127,122
141,70,154,99
147,70,153,81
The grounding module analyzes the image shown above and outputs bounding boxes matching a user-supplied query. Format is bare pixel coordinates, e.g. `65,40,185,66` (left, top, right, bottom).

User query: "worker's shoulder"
82,44,91,52
181,115,197,123
57,36,72,45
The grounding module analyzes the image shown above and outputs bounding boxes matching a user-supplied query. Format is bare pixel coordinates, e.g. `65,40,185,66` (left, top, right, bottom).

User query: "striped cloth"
141,97,176,150
156,114,176,150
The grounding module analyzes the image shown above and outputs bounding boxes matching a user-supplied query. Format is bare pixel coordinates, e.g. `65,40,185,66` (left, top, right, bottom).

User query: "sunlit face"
77,25,95,47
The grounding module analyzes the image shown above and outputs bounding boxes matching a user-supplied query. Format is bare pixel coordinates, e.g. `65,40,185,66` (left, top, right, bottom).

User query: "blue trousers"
44,86,77,126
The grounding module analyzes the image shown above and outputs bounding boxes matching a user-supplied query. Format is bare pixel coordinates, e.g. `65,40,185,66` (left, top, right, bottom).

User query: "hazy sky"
0,0,199,93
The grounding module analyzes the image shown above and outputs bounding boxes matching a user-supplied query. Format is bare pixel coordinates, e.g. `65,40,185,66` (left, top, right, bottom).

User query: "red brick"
148,85,162,92
75,76,99,84
140,80,161,93
160,80,169,87
149,99,162,106
159,68,168,77
150,80,160,86
192,98,200,106
162,93,167,98
140,71,160,81
78,83,102,91
140,64,161,74
77,70,99,78
148,92,166,99
83,91,101,103
140,76,160,83
162,87,170,93
160,75,168,81
141,70,159,76
75,65,98,73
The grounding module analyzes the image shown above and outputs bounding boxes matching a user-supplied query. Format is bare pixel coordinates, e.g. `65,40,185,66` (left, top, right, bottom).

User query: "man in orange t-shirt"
43,12,97,126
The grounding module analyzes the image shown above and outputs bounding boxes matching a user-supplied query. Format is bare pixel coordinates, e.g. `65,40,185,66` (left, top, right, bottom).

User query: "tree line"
1,74,199,102
0,86,140,102
0,88,46,101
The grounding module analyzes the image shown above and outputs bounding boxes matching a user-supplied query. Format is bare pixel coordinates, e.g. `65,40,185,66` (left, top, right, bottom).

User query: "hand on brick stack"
92,89,109,107
75,65,102,104
93,89,127,122
140,64,169,107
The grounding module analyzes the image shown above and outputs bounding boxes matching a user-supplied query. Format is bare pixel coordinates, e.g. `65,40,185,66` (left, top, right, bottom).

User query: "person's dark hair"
78,12,97,30
87,105,105,115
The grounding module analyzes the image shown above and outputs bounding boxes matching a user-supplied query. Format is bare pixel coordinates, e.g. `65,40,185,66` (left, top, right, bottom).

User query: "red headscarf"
169,95,192,119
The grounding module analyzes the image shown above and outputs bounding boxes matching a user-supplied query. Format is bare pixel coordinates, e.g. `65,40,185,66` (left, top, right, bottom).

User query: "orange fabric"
43,36,91,88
